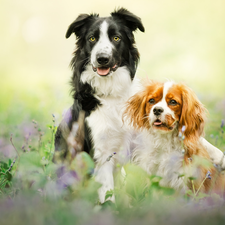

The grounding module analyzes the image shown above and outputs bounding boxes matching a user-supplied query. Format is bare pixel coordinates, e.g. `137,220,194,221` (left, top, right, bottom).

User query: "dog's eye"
169,99,177,105
89,36,96,42
113,36,120,42
149,99,155,104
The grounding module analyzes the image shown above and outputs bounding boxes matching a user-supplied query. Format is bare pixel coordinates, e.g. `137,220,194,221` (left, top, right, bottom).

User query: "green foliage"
0,114,225,224
0,159,13,190
0,81,224,224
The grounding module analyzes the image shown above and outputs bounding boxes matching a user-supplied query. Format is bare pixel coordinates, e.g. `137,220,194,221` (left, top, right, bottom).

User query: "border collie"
54,8,145,202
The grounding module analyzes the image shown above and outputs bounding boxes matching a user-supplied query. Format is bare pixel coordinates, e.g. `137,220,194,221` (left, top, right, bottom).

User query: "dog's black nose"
97,55,109,65
153,107,164,116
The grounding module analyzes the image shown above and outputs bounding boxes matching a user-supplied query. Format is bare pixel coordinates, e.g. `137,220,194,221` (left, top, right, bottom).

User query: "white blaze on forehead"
149,81,175,122
91,20,114,66
155,81,174,106
162,81,175,100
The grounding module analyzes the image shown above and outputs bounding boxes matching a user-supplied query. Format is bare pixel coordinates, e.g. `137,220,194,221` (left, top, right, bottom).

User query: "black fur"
54,8,144,159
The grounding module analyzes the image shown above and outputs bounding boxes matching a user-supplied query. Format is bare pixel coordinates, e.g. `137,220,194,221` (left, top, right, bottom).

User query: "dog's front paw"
98,186,115,204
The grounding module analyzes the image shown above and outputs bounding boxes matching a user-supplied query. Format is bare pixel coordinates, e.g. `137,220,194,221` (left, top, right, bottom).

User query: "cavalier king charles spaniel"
124,80,225,193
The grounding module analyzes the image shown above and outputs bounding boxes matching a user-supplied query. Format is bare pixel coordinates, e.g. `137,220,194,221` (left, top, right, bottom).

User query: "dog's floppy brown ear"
111,8,145,32
124,91,148,130
179,84,206,142
66,13,99,39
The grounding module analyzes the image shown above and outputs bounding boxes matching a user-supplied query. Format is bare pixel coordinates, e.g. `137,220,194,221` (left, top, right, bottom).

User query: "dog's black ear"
111,8,145,32
66,13,98,39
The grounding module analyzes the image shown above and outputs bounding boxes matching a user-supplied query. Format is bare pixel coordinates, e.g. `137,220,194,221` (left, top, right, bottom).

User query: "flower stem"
191,180,196,196
195,177,207,196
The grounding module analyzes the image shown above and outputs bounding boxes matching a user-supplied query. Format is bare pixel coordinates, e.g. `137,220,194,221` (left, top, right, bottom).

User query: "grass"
0,85,225,224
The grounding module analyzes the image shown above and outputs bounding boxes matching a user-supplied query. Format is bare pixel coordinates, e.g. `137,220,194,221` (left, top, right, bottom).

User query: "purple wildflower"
178,132,182,139
181,125,186,133
221,119,224,128
179,126,186,141
106,152,117,162
206,171,211,179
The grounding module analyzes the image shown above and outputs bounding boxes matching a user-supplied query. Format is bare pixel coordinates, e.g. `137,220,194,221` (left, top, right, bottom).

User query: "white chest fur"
133,130,186,190
86,97,129,203
81,66,140,202
83,66,140,161
86,96,127,162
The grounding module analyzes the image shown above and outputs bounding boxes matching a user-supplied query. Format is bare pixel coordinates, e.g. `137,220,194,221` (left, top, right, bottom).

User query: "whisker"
71,57,90,69
143,119,150,127
83,60,90,67
81,59,91,70
78,57,90,64
141,115,149,120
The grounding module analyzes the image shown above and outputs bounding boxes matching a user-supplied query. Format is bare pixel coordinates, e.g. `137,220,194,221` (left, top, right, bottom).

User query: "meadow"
1,0,225,224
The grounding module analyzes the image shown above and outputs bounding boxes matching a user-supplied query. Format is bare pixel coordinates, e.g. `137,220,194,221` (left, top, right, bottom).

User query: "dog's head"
125,80,206,140
66,8,144,79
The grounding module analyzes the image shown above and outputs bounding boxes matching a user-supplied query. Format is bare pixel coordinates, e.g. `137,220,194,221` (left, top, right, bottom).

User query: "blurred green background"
1,0,225,151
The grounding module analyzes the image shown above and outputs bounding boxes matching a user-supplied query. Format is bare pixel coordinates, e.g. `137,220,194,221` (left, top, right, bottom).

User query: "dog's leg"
200,137,225,169
53,107,74,162
53,118,70,162
95,160,115,203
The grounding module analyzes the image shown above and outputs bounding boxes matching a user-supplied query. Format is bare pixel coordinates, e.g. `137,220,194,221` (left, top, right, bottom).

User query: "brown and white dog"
124,80,225,193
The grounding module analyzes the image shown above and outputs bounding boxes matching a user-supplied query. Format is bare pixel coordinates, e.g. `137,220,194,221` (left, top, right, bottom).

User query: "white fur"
80,19,142,203
133,133,225,190
81,65,134,97
132,81,188,190
200,137,225,169
91,21,114,68
82,64,140,202
132,129,187,190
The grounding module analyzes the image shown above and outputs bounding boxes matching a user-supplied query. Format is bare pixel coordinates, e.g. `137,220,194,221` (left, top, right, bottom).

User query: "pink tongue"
97,67,110,76
154,121,162,125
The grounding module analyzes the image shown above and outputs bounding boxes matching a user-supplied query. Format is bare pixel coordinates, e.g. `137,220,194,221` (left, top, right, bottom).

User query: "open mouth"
92,65,118,76
153,119,175,131
153,119,163,126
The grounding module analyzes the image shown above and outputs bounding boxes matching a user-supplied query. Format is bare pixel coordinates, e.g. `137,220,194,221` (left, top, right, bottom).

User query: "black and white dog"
54,8,144,202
